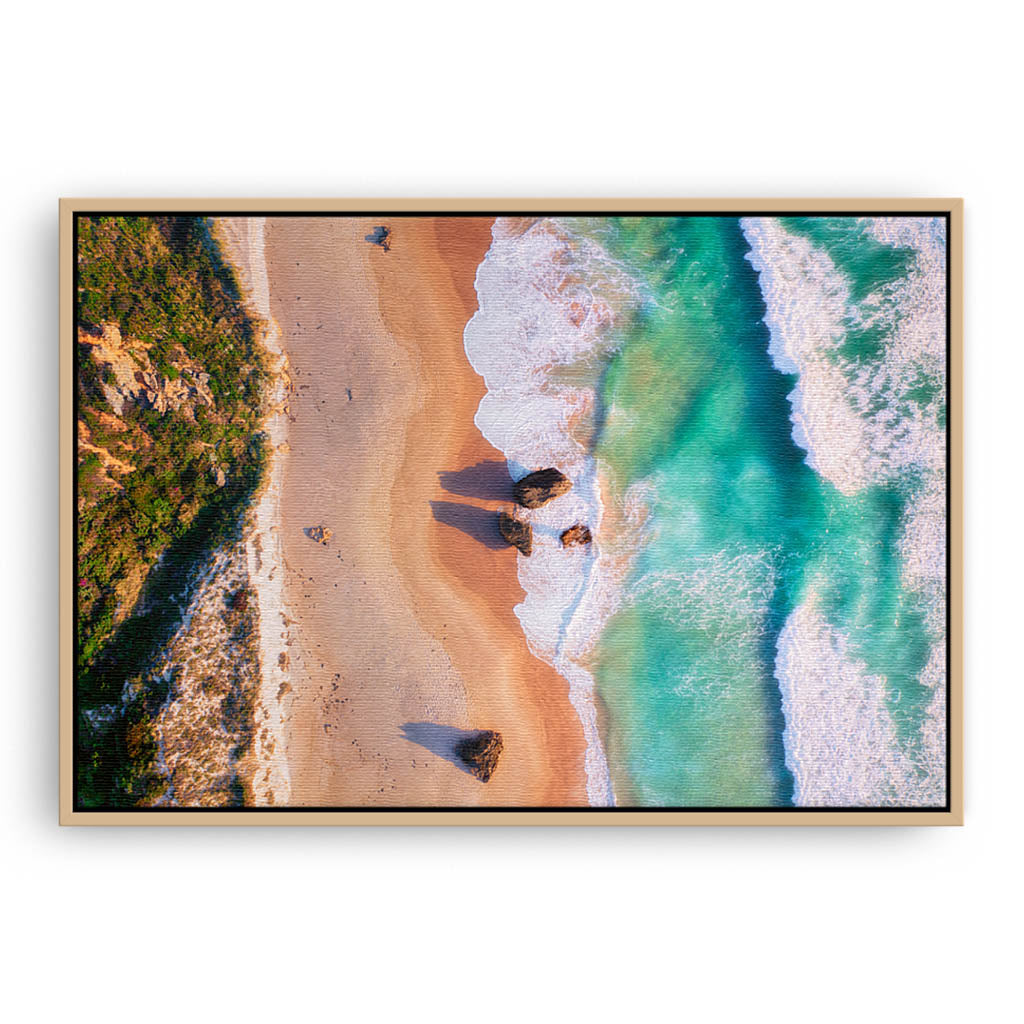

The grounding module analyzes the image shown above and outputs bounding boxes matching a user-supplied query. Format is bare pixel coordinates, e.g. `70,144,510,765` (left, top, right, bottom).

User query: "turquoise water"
466,215,947,807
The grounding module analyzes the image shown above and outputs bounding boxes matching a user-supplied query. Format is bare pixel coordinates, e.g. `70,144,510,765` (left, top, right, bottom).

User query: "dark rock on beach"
455,730,504,783
364,225,391,251
498,511,532,556
560,524,592,548
307,525,333,545
513,467,572,509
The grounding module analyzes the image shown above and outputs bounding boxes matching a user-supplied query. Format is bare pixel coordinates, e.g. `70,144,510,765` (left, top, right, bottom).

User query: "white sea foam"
740,218,876,494
850,217,947,650
464,219,643,806
776,597,904,805
743,216,948,806
864,217,948,641
775,595,944,806
740,216,946,495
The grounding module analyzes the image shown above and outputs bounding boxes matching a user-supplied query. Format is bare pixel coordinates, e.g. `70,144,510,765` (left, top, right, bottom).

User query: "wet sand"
263,216,587,806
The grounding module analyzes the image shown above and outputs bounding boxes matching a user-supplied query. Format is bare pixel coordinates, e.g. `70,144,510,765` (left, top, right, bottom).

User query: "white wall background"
3,2,1018,1020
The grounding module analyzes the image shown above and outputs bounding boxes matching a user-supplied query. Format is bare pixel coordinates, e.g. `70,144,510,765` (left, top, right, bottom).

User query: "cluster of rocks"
498,468,593,557
307,525,333,545
475,471,591,783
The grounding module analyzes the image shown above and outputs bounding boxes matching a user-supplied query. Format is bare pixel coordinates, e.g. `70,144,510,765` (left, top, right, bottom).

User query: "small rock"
364,225,391,251
455,730,503,783
498,511,532,556
308,525,332,545
513,468,572,509
560,524,592,547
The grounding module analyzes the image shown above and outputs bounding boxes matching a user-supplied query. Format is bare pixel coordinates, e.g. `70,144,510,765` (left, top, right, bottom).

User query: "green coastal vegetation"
76,216,268,807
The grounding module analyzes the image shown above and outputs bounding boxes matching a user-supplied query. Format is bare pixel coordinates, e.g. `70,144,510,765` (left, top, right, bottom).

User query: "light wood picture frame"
60,198,963,825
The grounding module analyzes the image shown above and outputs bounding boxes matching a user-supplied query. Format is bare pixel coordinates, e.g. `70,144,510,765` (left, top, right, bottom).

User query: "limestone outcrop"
79,323,215,418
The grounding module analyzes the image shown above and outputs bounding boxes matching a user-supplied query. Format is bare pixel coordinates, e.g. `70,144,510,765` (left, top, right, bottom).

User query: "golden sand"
262,216,587,806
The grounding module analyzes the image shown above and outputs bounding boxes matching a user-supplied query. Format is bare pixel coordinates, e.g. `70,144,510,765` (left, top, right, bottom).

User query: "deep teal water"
572,217,939,806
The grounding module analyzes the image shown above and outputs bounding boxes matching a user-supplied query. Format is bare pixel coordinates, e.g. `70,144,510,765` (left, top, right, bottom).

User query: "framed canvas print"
59,199,962,824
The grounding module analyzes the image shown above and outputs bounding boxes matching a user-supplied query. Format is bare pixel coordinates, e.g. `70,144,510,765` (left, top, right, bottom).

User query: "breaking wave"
743,216,947,806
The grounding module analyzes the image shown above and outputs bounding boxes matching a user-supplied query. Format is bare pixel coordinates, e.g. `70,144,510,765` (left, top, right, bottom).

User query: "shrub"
75,215,269,808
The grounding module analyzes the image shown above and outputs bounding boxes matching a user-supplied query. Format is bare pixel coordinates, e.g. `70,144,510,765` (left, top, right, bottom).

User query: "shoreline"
460,218,622,804
256,216,587,806
375,218,589,806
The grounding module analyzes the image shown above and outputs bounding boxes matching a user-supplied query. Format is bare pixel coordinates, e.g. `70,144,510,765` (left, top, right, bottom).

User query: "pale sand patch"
214,216,293,805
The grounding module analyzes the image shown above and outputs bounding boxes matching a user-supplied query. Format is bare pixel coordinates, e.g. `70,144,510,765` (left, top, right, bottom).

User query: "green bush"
75,215,269,808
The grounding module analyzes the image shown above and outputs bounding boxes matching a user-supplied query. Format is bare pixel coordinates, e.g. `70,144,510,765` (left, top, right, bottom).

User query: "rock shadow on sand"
430,500,509,550
400,722,481,777
438,460,514,502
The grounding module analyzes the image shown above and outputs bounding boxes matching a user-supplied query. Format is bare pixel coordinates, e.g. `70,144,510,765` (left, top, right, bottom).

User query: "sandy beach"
256,216,586,806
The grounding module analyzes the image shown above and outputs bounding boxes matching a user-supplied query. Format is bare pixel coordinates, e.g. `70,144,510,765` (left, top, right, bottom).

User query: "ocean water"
463,215,947,808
